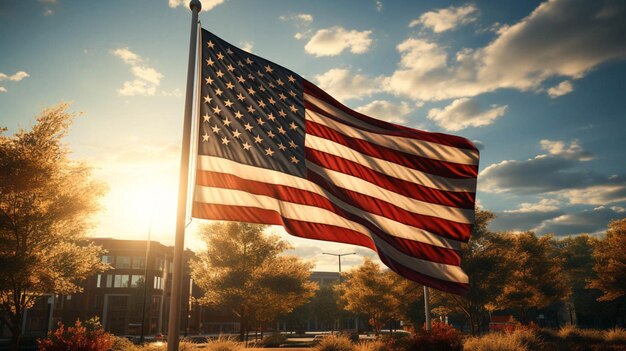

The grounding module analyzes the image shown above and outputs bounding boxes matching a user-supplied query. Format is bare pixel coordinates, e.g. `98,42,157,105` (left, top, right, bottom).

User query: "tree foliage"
0,104,108,349
190,222,317,340
589,218,626,301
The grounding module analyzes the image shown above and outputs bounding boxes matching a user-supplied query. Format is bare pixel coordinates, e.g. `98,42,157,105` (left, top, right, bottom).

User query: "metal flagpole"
424,286,431,332
167,1,201,350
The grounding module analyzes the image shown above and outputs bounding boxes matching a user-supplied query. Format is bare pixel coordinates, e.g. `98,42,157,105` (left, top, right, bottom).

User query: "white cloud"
376,0,383,12
240,41,253,53
305,27,373,57
557,185,626,206
280,13,313,24
161,88,182,97
168,0,224,12
0,71,30,82
533,206,625,236
504,198,561,213
540,139,592,161
113,47,163,96
547,80,574,98
410,4,478,32
387,0,626,101
0,87,7,93
355,100,412,124
427,97,507,131
314,68,385,101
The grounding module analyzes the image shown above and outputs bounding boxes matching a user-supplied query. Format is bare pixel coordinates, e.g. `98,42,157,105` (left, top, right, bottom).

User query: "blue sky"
1,0,625,271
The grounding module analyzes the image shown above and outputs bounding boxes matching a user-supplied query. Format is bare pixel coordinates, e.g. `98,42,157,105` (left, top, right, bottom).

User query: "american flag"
192,29,479,294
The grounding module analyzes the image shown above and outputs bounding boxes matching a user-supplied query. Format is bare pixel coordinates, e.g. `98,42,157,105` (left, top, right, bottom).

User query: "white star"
223,117,231,126
264,65,274,73
247,105,255,113
212,106,222,115
288,75,296,83
290,105,298,113
257,70,264,78
247,73,255,81
212,125,220,133
276,78,284,86
289,140,298,148
242,142,251,150
207,41,215,49
234,111,244,119
256,117,265,126
215,88,224,96
227,48,234,55
278,126,286,135
278,110,287,117
237,60,244,67
204,95,212,104
205,76,214,85
265,147,274,157
278,143,287,151
226,64,235,72
216,52,225,60
267,131,276,138
290,156,299,164
237,75,245,83
216,70,225,78
279,93,287,101
268,97,276,105
225,81,235,89
221,136,230,145
254,135,263,144
224,99,234,107
236,93,245,101
232,129,241,138
267,113,276,121
244,123,253,131
258,100,266,108
259,86,266,92
202,133,209,142
289,122,298,130
206,58,215,66
203,113,210,122
269,82,275,88
289,90,297,97
247,87,256,95
246,57,253,65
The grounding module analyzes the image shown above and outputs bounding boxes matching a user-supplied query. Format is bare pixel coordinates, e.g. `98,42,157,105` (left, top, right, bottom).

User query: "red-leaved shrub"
37,318,112,351
395,321,462,351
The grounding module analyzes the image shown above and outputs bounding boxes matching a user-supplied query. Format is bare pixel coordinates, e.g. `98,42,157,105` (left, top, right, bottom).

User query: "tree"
190,222,317,341
589,218,626,302
0,104,108,350
337,258,421,334
495,232,570,322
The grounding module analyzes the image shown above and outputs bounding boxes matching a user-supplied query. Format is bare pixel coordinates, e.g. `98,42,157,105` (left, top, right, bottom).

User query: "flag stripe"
192,202,469,292
304,106,478,166
306,148,475,209
306,118,478,179
305,134,476,192
191,191,468,283
197,155,464,249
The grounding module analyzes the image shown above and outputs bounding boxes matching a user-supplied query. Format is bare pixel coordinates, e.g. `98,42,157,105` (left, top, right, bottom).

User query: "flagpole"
167,1,201,351
424,286,431,332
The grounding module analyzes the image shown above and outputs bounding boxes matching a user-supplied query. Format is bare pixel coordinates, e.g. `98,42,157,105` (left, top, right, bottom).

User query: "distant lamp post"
322,252,356,281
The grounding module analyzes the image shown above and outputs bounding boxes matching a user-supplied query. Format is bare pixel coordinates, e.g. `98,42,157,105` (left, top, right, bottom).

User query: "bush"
204,336,245,351
37,318,112,351
110,336,135,351
354,340,388,351
401,321,462,351
557,325,603,344
261,332,287,347
314,335,355,351
463,333,527,351
604,328,626,344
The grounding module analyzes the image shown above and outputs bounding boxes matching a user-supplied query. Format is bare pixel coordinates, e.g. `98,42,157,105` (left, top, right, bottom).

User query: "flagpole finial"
189,0,201,12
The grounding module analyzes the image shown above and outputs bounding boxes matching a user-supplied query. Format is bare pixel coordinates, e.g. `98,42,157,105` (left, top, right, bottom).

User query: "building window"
114,275,129,288
106,274,113,288
155,258,164,271
116,256,131,269
131,275,144,288
154,276,163,290
101,255,114,264
97,274,103,288
132,257,146,270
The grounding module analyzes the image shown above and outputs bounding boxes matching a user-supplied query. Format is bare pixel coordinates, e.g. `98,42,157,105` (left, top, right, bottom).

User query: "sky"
1,0,625,272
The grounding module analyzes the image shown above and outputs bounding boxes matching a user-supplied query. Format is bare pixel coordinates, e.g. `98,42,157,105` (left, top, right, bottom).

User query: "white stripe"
194,185,468,284
304,94,478,165
305,134,476,192
306,162,474,224
197,156,462,250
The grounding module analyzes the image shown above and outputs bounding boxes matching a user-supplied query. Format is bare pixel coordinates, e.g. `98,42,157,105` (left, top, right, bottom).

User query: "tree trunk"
239,308,245,341
9,321,22,351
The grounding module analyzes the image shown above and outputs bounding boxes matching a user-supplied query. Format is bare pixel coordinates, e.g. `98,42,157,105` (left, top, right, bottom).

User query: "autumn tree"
337,258,421,334
589,218,626,302
495,231,570,322
0,104,108,350
190,222,317,341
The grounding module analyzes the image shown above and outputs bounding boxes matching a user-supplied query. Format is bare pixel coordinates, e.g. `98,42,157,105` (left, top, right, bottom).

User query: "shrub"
314,335,355,351
110,336,135,351
37,318,112,351
354,340,388,351
557,325,603,343
401,321,462,351
261,332,287,347
463,333,527,351
604,328,626,344
203,336,245,351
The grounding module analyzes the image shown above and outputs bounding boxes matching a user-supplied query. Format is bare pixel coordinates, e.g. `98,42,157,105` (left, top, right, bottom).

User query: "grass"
463,329,541,351
314,335,355,351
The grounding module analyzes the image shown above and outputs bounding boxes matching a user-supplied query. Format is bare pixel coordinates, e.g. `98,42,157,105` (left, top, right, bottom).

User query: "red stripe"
305,170,472,242
305,148,475,210
306,120,477,179
303,79,478,152
192,202,466,293
195,170,462,265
